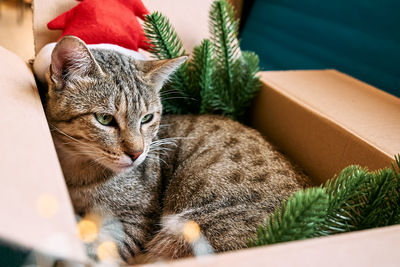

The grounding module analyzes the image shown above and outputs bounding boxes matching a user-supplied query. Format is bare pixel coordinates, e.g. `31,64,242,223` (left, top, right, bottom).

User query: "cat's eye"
95,113,115,126
141,114,154,124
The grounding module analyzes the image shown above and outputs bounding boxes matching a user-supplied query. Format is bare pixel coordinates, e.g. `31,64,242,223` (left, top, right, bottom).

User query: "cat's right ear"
50,35,103,88
138,56,188,91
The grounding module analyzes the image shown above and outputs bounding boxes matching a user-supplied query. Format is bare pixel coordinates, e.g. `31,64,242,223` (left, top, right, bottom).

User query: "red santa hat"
34,0,150,83
47,0,150,51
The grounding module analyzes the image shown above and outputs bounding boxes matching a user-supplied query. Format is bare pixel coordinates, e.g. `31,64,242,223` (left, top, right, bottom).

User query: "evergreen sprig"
190,39,216,114
143,0,261,121
250,155,400,247
209,0,240,95
250,188,329,246
143,12,186,59
232,51,261,120
143,12,191,114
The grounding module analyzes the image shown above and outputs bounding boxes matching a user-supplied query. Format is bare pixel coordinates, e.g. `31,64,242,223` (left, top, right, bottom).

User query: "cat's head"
45,36,186,174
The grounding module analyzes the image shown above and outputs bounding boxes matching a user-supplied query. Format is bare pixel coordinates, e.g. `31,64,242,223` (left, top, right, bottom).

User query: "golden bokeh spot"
36,194,59,219
183,220,201,243
77,219,98,243
97,241,119,261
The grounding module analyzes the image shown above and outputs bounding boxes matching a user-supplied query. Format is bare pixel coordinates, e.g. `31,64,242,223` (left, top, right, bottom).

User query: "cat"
42,35,310,264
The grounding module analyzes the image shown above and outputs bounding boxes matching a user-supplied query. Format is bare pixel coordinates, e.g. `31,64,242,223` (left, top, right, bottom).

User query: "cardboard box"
251,70,400,184
2,0,400,265
2,43,399,265
0,46,85,262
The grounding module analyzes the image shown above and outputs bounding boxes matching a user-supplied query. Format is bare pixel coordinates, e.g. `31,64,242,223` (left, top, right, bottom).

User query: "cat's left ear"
138,56,188,91
50,36,104,89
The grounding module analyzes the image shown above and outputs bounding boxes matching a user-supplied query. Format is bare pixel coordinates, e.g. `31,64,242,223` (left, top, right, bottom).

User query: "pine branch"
388,155,400,224
249,188,329,246
230,51,261,120
143,12,186,59
356,169,398,228
143,12,191,114
143,1,260,120
251,158,400,247
318,166,367,235
321,166,399,233
209,0,240,97
189,39,216,114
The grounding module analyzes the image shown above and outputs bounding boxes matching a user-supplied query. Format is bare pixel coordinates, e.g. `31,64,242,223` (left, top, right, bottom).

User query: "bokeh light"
77,219,98,243
183,220,201,243
97,241,119,261
36,194,59,219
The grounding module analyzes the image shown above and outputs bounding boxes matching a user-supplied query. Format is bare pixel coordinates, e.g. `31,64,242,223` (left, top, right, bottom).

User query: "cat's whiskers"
88,156,109,168
146,154,167,165
51,129,112,170
148,144,174,155
58,140,102,159
159,89,183,97
149,145,174,151
148,136,194,157
49,123,99,151
161,96,197,102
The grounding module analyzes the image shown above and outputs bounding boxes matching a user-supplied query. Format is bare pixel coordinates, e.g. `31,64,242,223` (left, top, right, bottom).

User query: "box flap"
153,224,400,267
251,70,399,184
0,47,85,262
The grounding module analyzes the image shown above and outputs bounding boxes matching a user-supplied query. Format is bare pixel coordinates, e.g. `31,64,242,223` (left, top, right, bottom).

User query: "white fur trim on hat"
33,42,147,84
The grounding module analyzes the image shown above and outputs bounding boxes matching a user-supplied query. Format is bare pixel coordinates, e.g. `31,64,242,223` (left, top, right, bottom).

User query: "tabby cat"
42,36,309,264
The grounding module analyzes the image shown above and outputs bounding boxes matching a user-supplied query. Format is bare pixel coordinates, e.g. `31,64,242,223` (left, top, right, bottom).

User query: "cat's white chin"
111,163,135,173
106,153,147,173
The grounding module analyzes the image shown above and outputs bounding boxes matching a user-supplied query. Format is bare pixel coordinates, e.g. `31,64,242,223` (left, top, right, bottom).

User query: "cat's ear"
139,56,188,91
50,35,103,88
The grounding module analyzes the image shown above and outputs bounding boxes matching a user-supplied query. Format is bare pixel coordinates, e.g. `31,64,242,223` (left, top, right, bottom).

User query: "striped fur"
42,36,310,264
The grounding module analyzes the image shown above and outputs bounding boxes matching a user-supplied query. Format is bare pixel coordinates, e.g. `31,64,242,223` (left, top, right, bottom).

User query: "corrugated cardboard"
144,224,400,267
0,47,86,261
251,70,399,184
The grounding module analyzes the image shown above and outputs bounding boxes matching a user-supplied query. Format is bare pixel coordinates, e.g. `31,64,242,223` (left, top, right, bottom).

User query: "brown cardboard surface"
144,224,400,267
33,0,76,55
33,0,215,55
228,0,243,18
0,47,86,261
251,70,399,184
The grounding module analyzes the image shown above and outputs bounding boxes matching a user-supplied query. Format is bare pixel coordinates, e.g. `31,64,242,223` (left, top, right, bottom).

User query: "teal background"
240,0,400,97
0,241,29,267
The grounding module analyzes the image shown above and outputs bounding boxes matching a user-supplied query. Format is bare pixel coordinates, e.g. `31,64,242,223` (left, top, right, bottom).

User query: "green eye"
141,114,154,124
95,113,114,126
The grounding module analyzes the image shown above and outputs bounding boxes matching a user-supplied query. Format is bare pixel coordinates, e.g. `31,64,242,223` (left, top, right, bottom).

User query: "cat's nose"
127,151,143,161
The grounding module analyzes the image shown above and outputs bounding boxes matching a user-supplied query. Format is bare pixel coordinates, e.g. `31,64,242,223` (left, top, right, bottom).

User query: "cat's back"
144,114,310,257
158,114,310,213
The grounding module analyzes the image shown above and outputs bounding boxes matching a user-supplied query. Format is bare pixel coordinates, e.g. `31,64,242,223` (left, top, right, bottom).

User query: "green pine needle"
251,155,400,247
249,188,329,246
319,166,367,235
207,0,260,121
143,12,186,59
142,0,261,120
231,51,261,120
143,12,191,114
209,0,240,93
190,39,216,114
